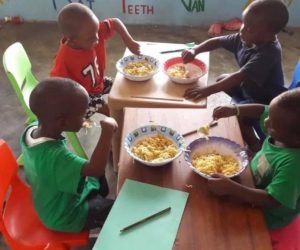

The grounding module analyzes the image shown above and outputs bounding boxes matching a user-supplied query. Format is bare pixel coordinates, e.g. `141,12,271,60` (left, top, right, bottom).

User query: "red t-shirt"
50,19,114,95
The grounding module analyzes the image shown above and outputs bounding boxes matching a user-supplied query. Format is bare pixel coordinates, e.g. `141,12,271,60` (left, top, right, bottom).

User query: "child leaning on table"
208,88,300,248
20,77,118,232
50,3,140,118
182,0,288,104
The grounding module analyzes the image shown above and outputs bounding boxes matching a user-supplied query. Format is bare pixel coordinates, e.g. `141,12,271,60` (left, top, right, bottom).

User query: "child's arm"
112,18,140,55
207,174,280,208
81,117,118,177
184,71,247,101
213,104,265,120
182,37,221,64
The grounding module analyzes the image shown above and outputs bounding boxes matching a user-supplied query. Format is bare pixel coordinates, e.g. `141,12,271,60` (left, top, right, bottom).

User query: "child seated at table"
20,77,118,232
182,0,288,105
209,88,300,249
50,3,140,118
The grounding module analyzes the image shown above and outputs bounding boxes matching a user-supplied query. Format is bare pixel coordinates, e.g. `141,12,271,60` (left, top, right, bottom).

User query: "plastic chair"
3,42,88,159
0,139,89,250
288,59,300,90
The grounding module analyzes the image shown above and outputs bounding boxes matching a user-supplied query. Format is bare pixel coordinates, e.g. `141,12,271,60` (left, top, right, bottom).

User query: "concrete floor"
0,21,299,249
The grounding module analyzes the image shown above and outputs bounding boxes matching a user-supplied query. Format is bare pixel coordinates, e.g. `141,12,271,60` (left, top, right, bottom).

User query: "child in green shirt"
21,77,117,232
209,88,300,248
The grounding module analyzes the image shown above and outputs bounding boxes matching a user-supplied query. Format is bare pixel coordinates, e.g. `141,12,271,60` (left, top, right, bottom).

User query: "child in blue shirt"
182,0,288,104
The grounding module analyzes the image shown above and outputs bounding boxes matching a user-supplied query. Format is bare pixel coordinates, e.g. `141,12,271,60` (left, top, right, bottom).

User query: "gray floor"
0,22,299,249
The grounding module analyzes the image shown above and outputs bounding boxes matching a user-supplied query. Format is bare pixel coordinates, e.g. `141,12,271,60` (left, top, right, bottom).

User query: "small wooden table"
117,107,272,250
108,42,209,171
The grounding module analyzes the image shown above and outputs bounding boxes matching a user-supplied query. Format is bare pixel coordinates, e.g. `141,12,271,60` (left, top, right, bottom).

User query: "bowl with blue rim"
116,54,160,81
184,136,249,179
124,125,185,167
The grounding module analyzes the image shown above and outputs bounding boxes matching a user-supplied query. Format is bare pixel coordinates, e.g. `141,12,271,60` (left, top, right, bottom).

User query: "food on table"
167,63,202,79
124,61,154,76
198,125,210,136
132,134,178,162
192,152,239,176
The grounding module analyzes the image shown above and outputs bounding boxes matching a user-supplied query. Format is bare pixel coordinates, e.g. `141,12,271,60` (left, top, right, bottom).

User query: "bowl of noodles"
116,54,160,81
124,125,185,167
184,137,248,179
164,57,207,84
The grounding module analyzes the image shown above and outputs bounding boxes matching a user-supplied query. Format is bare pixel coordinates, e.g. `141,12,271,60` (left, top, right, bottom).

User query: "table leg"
110,108,124,172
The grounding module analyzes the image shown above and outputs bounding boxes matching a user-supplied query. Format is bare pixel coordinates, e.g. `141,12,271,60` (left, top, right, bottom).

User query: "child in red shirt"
51,3,140,118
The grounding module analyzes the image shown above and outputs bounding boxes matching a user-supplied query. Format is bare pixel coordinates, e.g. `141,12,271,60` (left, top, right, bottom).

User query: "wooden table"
108,42,209,171
117,107,272,250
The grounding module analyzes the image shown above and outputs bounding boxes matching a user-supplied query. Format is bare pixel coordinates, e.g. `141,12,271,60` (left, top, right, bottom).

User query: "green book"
93,179,189,250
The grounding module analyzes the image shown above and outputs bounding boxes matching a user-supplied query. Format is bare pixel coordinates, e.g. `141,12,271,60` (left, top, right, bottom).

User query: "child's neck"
32,125,63,140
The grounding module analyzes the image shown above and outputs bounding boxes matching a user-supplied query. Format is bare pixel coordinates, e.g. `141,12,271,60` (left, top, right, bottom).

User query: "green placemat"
93,179,189,250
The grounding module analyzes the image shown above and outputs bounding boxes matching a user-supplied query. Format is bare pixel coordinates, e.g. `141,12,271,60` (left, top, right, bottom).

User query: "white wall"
0,0,299,27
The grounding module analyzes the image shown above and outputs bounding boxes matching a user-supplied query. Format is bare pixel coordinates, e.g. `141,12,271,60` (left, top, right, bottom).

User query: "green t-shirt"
251,107,300,229
20,124,99,232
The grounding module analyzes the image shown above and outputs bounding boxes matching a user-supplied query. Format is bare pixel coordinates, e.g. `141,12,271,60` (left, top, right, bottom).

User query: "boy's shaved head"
30,77,88,122
58,3,96,38
246,0,289,34
273,88,300,136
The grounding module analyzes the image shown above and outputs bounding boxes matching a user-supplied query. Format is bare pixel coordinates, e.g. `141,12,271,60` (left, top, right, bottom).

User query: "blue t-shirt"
219,33,286,104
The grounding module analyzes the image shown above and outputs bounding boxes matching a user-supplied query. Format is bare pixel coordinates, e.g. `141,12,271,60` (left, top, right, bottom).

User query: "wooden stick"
160,48,185,54
120,207,171,233
182,120,218,137
131,95,184,102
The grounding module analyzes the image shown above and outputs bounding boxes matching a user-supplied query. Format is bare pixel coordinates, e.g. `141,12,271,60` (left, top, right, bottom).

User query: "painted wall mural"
181,0,205,13
0,0,298,27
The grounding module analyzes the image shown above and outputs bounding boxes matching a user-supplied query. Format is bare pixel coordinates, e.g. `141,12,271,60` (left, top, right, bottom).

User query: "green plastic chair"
3,42,88,160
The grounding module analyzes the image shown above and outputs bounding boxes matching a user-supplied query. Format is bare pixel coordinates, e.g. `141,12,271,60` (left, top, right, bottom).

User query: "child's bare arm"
81,117,118,177
207,174,280,208
112,18,140,55
184,71,246,101
213,104,265,120
182,37,221,64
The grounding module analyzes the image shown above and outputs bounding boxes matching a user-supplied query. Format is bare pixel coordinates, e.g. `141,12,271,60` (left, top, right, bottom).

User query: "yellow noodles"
124,61,154,76
192,152,239,176
167,63,202,79
132,134,178,162
167,64,190,79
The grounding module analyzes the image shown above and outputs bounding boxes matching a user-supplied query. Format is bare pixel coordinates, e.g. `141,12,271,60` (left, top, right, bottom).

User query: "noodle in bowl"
164,57,207,84
184,136,249,179
116,54,160,81
124,125,185,167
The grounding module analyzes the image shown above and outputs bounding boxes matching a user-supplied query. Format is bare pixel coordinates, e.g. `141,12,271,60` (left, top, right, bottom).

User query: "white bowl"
116,54,160,81
184,136,249,179
164,57,207,84
124,125,185,167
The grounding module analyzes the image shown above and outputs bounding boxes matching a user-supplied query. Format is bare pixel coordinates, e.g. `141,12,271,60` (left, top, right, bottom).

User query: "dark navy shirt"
219,33,286,104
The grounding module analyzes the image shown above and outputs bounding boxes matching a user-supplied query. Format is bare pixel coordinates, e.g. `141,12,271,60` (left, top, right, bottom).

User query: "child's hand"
182,49,196,64
213,105,237,120
98,103,110,117
100,117,118,133
127,40,140,55
207,174,235,196
183,86,211,101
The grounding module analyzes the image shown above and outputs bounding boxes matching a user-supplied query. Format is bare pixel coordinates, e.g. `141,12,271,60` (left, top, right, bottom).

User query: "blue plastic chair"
3,42,88,160
288,60,300,90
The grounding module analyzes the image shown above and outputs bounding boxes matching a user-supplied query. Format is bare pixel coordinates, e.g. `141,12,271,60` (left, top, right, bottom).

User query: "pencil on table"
131,95,184,102
120,207,171,233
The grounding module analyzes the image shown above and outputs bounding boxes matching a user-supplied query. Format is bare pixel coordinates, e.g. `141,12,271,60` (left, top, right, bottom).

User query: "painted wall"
0,0,299,27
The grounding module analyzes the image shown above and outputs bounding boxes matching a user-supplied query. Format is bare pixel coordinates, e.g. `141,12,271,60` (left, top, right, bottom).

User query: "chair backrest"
3,42,38,123
288,60,300,90
0,139,27,249
3,42,87,159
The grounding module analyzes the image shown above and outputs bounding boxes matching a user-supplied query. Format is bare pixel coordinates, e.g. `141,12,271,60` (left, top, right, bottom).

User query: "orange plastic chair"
0,139,89,250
